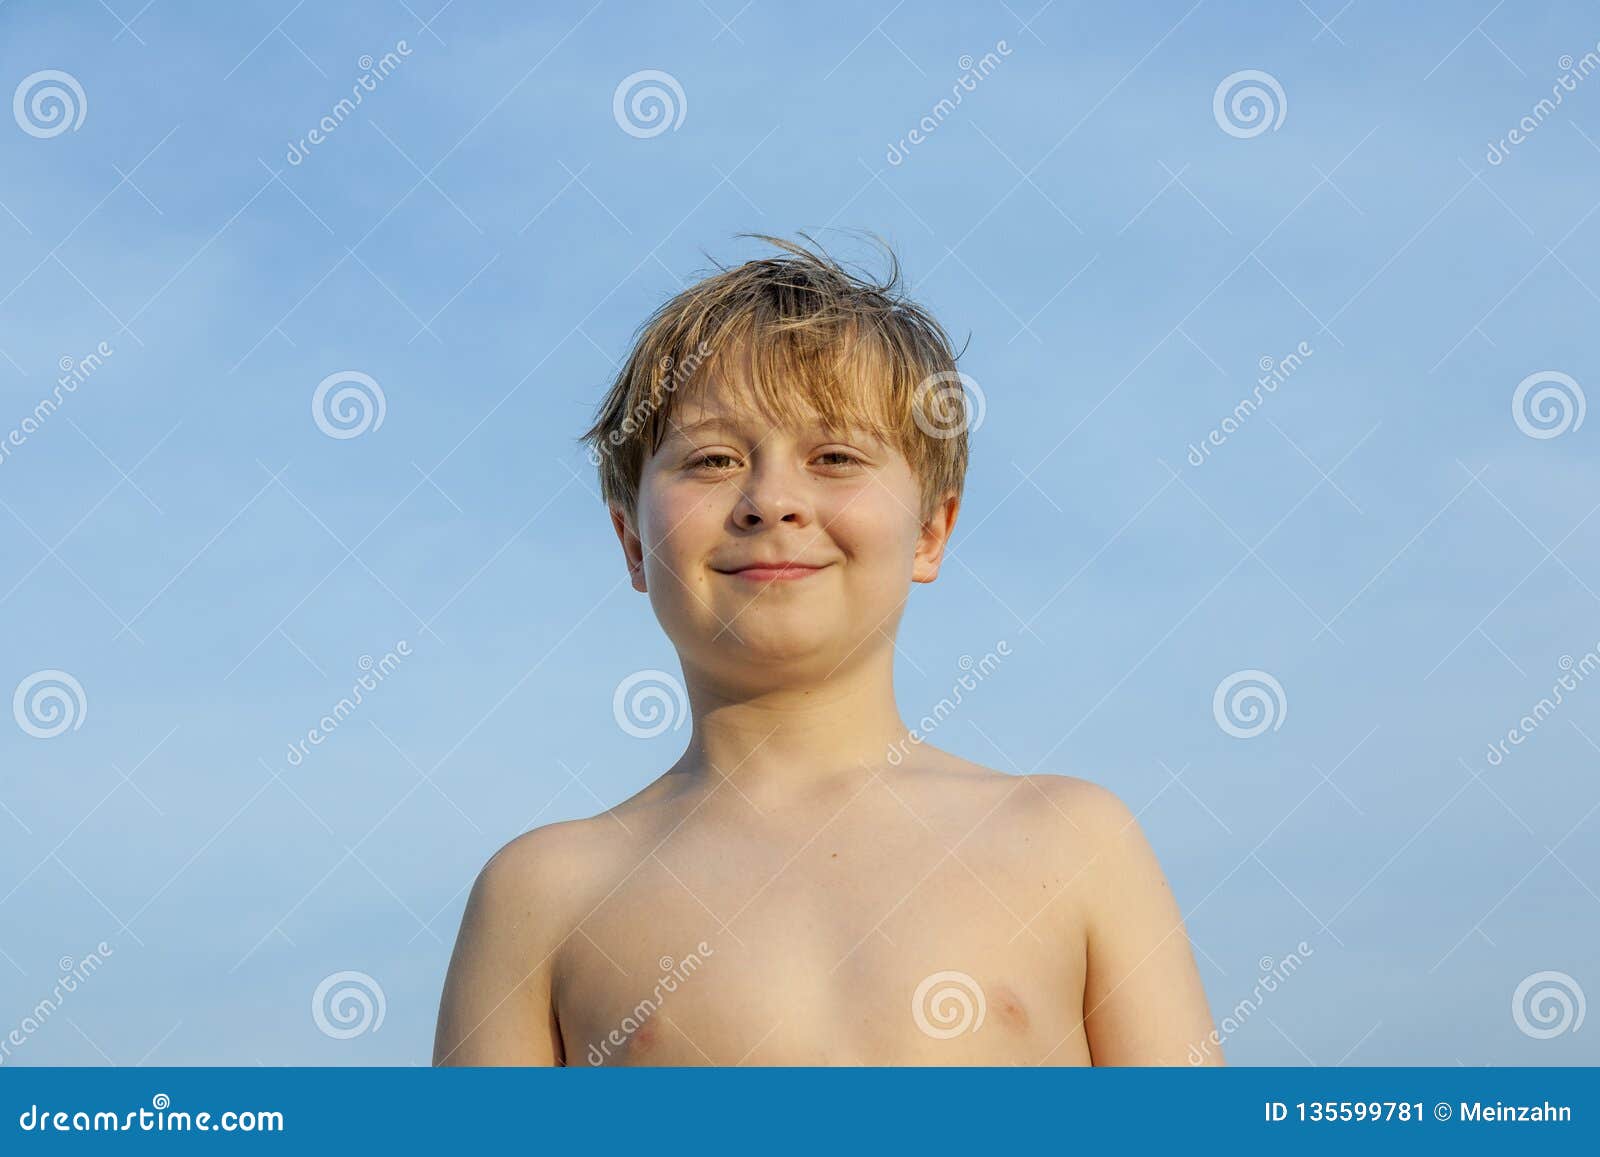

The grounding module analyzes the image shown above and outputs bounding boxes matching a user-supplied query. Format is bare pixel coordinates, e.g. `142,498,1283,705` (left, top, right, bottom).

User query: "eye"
689,452,739,471
815,450,863,467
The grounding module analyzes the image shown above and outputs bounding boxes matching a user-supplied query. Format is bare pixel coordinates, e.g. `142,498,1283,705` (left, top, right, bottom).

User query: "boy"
433,234,1220,1066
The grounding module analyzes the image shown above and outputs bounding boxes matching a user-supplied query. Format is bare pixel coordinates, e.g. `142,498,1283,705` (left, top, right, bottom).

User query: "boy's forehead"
669,364,888,436
675,362,782,416
668,396,872,440
670,390,804,430
673,371,760,417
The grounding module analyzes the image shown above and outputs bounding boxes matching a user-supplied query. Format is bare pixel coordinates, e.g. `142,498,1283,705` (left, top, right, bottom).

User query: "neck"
670,646,912,795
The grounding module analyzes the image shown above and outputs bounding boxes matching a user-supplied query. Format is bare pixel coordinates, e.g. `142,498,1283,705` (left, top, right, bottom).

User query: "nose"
731,457,811,529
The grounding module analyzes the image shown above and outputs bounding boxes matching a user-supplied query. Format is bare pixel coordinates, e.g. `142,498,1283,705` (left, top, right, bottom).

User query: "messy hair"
577,232,971,526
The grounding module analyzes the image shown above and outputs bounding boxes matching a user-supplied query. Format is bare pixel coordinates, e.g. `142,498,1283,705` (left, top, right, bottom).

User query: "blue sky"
1,0,1597,1066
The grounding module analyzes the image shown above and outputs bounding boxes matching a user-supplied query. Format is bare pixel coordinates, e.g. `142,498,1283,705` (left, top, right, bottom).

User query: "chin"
732,625,833,665
711,613,843,670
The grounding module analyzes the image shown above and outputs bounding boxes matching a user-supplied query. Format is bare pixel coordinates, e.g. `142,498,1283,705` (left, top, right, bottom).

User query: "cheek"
641,481,721,557
826,485,921,559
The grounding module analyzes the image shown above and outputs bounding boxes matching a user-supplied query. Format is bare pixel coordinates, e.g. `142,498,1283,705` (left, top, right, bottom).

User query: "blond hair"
577,232,971,525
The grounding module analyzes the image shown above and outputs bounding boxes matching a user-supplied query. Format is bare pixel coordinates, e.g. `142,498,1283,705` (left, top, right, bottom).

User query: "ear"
911,491,960,584
609,504,648,593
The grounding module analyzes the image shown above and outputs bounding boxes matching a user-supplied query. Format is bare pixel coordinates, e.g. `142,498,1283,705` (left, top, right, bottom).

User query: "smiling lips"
715,561,830,582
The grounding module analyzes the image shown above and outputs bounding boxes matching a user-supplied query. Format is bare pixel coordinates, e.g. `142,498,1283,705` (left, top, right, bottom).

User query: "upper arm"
1073,783,1221,1066
432,835,568,1066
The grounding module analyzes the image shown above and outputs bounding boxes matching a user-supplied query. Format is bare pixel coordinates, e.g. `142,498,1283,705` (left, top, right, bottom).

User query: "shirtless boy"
433,234,1221,1066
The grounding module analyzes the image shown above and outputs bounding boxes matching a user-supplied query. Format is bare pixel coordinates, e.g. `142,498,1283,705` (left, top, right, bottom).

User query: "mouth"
713,562,832,582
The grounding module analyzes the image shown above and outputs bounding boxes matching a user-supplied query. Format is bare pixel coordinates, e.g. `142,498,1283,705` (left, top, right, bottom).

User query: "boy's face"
612,368,959,683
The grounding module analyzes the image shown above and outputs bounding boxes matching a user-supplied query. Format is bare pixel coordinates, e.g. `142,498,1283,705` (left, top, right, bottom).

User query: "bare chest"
554,820,1090,1066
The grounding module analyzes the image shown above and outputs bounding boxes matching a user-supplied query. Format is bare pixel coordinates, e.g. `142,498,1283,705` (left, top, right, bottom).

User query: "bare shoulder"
919,756,1139,847
462,764,697,924
1016,772,1144,845
477,816,602,890
466,810,631,931
433,812,636,1065
1008,769,1130,817
1004,771,1168,889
